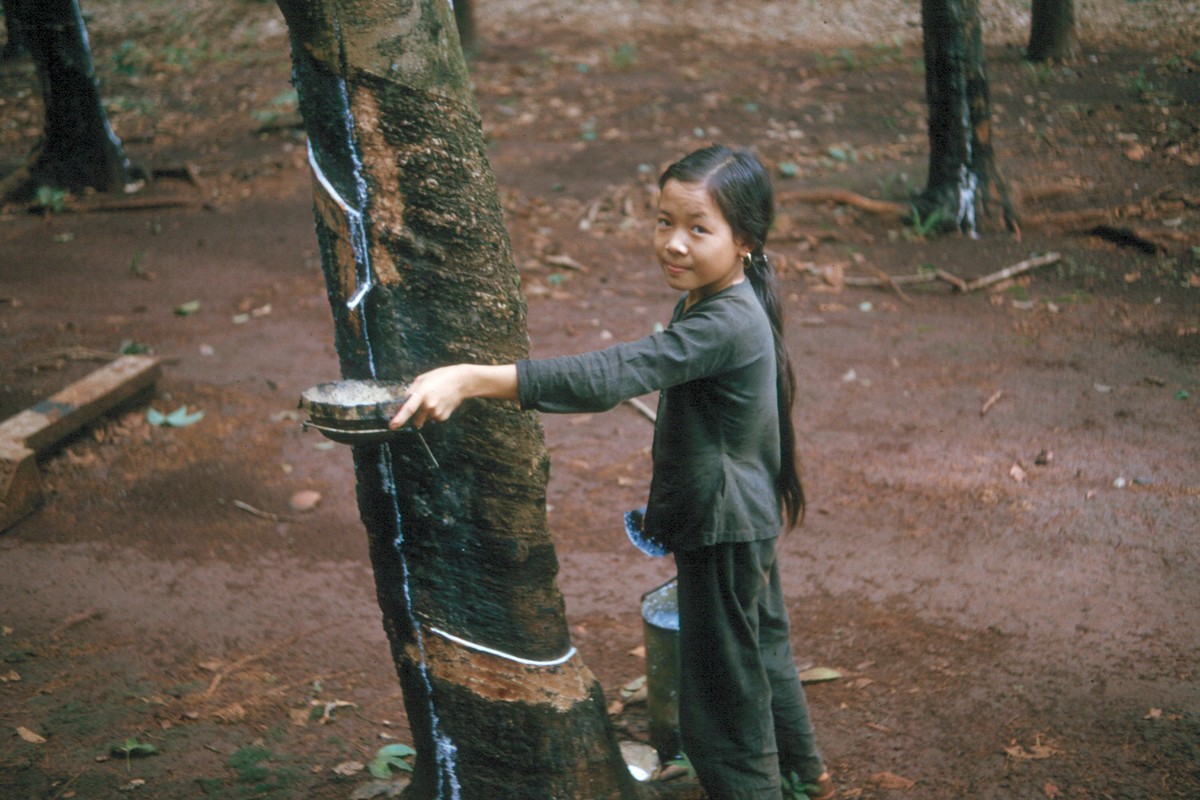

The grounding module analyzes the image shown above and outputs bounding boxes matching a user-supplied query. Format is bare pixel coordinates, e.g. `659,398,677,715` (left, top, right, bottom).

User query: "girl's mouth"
663,263,687,276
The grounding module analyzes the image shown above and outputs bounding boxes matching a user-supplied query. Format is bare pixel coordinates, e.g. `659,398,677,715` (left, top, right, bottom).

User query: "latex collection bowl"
298,379,409,445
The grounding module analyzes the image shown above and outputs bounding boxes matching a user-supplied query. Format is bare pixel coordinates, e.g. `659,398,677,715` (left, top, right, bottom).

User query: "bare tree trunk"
1027,0,1079,62
6,0,139,197
274,1,648,797
917,0,1014,234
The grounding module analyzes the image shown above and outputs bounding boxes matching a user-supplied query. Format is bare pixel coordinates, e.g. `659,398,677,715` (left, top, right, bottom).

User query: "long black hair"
659,144,805,528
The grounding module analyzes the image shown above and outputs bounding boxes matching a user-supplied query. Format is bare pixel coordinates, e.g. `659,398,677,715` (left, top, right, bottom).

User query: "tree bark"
7,0,139,196
274,2,646,797
917,0,1014,234
1027,0,1079,62
2,0,28,60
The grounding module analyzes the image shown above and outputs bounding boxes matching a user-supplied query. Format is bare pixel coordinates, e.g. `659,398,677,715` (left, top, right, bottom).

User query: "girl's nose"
665,231,687,255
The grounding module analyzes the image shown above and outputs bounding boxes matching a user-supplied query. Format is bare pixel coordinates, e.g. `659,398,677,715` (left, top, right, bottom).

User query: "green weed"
250,89,299,126
609,42,637,70
368,743,416,778
35,185,68,215
906,206,944,240
877,171,914,200
216,745,304,796
1023,61,1056,84
111,737,158,773
782,771,824,800
112,40,150,76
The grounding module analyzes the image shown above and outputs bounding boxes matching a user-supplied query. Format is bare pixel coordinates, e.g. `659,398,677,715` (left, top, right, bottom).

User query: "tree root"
777,187,908,219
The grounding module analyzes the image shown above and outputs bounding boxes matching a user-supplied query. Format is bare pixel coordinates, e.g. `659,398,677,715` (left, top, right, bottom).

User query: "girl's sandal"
805,771,836,800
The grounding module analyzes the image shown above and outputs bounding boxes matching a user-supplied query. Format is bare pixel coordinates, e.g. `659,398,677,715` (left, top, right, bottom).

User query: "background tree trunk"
274,1,645,797
454,0,478,55
917,0,1013,234
7,0,138,196
1027,0,1079,62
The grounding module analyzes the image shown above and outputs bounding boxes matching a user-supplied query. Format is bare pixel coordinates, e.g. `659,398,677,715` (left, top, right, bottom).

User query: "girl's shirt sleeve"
516,289,762,414
517,282,782,549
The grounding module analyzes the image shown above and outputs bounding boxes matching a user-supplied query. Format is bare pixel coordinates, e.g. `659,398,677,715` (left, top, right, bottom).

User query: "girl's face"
655,178,749,308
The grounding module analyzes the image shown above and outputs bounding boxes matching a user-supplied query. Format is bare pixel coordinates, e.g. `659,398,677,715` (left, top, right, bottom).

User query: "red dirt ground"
1,2,1198,798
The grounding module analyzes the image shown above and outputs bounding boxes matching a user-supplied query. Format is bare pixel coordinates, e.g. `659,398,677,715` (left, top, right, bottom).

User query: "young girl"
389,144,833,800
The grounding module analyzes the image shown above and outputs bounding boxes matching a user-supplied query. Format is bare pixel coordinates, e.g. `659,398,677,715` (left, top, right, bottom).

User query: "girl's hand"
389,365,471,430
388,364,518,430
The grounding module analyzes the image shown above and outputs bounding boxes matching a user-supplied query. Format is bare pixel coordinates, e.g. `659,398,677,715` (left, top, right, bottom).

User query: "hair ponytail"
660,145,806,529
744,250,805,529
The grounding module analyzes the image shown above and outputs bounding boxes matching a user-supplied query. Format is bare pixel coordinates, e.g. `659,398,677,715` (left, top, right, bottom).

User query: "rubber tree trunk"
917,0,1013,234
8,0,138,195
274,2,645,798
1027,0,1079,62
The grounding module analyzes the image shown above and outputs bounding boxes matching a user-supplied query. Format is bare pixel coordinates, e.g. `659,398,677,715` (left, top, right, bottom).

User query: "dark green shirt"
517,280,781,552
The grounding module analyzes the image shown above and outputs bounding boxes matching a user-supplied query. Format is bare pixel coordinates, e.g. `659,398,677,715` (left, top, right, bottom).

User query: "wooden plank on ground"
0,355,161,453
0,439,41,533
0,355,161,533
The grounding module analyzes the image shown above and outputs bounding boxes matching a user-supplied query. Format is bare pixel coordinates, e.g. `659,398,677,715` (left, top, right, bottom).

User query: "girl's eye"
656,217,670,228
691,225,708,235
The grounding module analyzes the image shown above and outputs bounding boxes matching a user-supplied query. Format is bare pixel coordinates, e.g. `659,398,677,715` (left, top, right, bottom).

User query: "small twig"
203,627,332,697
870,266,913,304
980,390,1004,417
935,269,968,292
623,397,657,424
50,770,85,800
963,252,1061,293
232,499,301,523
208,671,347,723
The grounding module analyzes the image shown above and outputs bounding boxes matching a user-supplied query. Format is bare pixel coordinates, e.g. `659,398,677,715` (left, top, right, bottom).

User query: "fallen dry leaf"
1144,707,1163,720
333,761,364,776
798,666,843,684
870,771,916,790
1,671,20,683
16,726,46,744
1004,738,1063,760
1044,781,1062,799
310,699,357,724
214,703,247,723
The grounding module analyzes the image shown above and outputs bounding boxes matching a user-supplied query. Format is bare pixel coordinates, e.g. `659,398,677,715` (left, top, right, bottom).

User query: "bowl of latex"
298,379,410,445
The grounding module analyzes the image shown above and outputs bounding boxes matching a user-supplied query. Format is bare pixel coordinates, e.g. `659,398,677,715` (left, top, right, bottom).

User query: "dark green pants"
674,537,823,800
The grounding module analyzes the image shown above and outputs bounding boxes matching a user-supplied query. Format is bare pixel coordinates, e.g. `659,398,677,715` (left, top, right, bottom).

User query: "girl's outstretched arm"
388,364,518,430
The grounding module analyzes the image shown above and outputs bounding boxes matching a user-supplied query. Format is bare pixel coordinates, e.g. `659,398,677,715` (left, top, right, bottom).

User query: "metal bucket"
641,577,681,761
